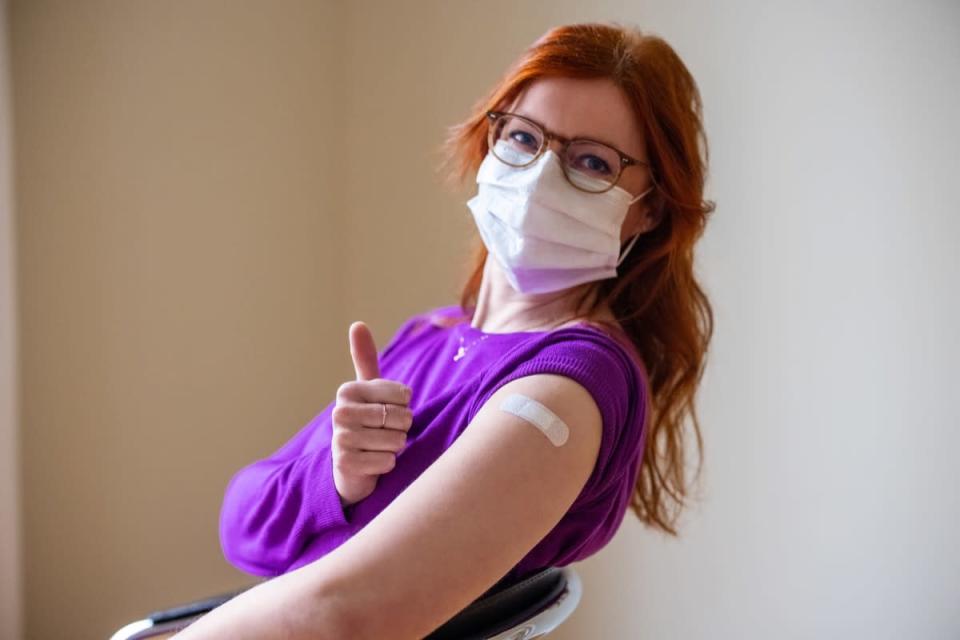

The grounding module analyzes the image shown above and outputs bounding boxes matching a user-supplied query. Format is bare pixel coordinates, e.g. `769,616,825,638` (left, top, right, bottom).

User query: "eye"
574,153,613,176
509,130,539,150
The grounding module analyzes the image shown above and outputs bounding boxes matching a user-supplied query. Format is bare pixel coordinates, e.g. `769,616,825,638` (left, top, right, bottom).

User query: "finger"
332,401,414,432
337,379,411,406
349,321,380,381
342,449,397,476
339,423,408,453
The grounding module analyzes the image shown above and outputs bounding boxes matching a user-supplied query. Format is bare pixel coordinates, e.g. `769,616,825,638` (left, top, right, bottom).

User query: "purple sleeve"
218,312,426,576
467,327,647,500
463,328,649,585
218,408,346,576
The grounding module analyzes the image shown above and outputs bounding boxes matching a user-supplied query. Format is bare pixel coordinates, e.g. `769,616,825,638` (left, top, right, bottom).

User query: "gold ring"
381,402,387,428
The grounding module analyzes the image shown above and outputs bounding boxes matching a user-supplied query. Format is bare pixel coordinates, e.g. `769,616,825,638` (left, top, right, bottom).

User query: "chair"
110,565,582,640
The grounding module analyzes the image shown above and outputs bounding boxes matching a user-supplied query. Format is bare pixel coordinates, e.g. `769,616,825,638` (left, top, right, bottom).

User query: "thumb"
349,321,380,381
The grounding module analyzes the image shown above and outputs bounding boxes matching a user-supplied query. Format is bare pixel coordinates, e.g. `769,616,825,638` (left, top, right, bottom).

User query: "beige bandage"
499,393,569,447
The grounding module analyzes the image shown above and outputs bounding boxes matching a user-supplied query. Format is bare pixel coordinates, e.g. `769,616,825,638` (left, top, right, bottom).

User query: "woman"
176,21,713,640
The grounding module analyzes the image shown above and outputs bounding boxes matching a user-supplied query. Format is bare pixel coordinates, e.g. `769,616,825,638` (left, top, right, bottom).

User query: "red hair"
436,22,715,536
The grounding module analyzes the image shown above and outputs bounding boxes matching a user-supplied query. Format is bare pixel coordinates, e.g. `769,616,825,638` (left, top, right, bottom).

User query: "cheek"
619,207,642,244
618,170,648,196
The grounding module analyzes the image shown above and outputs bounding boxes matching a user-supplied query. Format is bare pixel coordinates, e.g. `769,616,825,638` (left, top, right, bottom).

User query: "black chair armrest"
146,586,254,625
110,584,257,640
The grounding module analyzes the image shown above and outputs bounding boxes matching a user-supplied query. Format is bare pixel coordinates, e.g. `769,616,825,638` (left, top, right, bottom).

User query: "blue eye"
510,131,539,150
577,154,612,175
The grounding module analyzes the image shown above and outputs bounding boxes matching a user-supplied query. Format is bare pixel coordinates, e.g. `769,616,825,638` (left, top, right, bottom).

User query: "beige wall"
10,1,357,638
8,1,960,639
1,1,22,638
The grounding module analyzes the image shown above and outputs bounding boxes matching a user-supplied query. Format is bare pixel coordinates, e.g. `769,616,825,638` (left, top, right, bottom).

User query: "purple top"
219,304,650,587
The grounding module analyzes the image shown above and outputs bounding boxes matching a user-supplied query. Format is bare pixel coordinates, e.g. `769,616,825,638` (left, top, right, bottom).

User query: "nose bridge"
543,133,568,157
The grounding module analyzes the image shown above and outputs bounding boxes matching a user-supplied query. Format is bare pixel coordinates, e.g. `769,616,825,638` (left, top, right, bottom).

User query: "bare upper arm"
297,372,603,639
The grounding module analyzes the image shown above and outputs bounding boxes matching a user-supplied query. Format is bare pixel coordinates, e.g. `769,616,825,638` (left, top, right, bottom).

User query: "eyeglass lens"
489,114,623,192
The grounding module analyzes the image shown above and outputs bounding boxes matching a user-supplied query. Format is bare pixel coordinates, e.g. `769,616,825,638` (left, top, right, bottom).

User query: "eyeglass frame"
485,110,653,194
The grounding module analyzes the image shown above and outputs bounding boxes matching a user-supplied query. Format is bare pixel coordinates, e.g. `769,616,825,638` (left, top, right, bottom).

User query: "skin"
170,75,657,640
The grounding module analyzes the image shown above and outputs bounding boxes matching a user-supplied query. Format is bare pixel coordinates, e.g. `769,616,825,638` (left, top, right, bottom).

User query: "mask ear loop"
616,232,642,267
616,185,655,267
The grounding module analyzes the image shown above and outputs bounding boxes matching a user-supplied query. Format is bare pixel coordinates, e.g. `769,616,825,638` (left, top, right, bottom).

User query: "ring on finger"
381,402,387,428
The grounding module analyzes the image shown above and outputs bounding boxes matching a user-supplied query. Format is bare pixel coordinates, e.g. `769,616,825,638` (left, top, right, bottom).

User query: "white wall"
602,1,960,637
8,1,960,638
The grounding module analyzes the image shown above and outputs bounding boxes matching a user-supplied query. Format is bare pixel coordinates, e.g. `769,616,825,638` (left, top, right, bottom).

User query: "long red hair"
436,22,715,536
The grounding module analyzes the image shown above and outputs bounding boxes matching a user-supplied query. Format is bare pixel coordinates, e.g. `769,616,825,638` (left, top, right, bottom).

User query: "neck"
469,256,613,333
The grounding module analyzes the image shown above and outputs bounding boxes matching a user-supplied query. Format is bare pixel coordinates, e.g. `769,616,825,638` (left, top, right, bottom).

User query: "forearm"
171,569,348,640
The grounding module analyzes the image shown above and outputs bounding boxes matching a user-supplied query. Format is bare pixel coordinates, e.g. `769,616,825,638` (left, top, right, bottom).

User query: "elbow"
218,513,284,577
218,453,350,578
218,469,298,576
218,531,282,578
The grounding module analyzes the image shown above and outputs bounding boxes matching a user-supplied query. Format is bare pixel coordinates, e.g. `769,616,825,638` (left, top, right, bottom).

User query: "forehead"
506,76,646,159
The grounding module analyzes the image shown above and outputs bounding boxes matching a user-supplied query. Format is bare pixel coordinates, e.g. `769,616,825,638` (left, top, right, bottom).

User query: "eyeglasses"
485,110,651,194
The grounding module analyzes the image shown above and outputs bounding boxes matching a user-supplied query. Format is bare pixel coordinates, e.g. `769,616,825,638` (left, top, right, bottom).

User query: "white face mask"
466,142,653,294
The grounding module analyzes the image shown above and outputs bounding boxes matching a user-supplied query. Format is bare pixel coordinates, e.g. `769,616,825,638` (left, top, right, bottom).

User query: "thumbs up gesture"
331,321,413,508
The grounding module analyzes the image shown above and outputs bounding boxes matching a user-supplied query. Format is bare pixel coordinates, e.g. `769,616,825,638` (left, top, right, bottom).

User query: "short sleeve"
467,326,648,501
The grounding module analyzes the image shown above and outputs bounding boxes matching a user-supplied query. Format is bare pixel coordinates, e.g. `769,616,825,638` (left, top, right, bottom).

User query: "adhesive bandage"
499,393,570,447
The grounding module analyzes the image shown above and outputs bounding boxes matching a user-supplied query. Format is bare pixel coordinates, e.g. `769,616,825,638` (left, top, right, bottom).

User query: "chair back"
425,566,582,640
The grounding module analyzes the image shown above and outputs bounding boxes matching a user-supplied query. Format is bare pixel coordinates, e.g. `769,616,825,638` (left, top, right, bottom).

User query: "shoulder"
478,372,605,486
469,323,649,497
463,371,605,512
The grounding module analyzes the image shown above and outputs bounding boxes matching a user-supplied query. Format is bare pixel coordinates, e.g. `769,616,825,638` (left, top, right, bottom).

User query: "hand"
331,321,413,507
